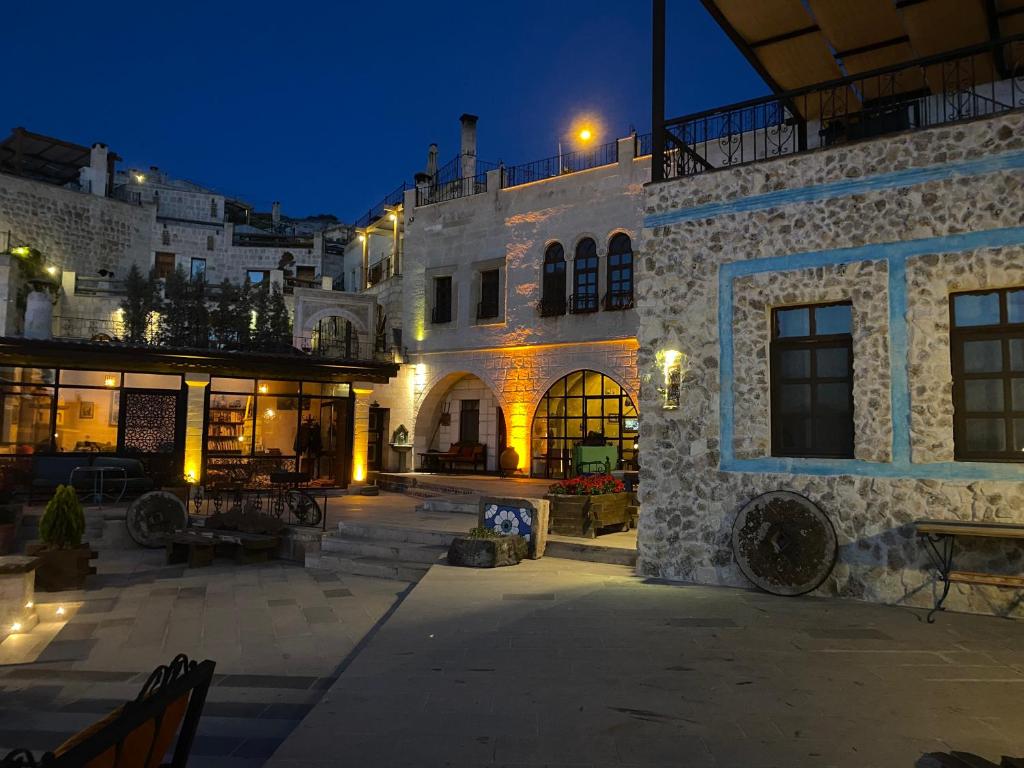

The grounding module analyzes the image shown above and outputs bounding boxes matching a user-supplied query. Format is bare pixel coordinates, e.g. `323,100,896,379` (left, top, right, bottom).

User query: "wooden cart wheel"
126,491,188,549
731,491,837,596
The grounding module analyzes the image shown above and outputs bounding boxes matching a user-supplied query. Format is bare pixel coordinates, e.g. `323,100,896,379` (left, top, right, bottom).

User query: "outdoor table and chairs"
70,464,128,506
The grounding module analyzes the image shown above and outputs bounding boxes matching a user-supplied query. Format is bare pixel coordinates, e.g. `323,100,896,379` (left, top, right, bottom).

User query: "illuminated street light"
579,128,593,142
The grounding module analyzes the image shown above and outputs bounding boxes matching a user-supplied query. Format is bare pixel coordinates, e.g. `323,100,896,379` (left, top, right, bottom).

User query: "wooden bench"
423,442,487,473
914,519,1024,622
166,530,279,568
0,654,214,767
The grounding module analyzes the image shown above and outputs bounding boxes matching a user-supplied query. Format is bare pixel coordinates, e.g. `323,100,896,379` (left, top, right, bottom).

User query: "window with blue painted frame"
770,302,855,459
950,288,1024,462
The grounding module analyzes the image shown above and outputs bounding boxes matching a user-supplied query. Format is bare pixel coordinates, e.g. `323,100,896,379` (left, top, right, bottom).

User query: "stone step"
415,496,478,515
545,539,638,567
335,521,457,548
307,552,431,582
320,535,449,565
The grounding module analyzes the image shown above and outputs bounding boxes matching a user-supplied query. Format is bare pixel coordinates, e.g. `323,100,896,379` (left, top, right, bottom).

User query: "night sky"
4,1,765,219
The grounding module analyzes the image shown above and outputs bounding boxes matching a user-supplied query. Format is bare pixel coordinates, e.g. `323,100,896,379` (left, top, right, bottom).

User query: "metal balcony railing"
501,141,619,189
569,293,599,314
604,291,635,311
654,34,1024,181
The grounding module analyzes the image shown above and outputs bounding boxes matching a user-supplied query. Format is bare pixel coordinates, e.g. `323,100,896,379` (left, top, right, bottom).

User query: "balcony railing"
501,141,619,189
431,306,452,324
366,257,392,287
655,34,1024,181
569,293,599,314
416,174,488,206
604,291,634,311
353,182,410,230
537,298,566,317
49,317,389,363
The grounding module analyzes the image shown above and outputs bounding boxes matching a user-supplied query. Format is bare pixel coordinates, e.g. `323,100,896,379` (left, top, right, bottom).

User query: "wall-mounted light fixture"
656,349,686,410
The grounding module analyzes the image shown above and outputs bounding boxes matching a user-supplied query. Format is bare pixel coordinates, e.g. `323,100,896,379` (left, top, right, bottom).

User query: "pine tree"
158,266,191,347
188,273,210,348
234,278,254,349
266,282,292,349
120,263,156,344
210,278,237,348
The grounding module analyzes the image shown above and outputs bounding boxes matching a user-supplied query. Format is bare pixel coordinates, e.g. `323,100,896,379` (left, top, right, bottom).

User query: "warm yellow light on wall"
184,376,210,484
508,401,530,473
10,246,31,258
103,376,117,388
45,265,58,276
414,363,427,396
657,349,684,410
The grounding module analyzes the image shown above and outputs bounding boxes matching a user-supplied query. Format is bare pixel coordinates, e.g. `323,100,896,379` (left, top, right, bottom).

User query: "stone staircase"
307,521,455,582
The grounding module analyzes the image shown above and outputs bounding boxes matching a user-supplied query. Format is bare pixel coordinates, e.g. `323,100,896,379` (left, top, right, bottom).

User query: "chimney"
426,144,438,180
87,143,108,197
272,201,281,230
459,114,478,180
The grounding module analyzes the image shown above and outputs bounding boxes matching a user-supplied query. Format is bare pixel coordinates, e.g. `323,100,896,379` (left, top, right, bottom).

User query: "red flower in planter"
549,474,624,496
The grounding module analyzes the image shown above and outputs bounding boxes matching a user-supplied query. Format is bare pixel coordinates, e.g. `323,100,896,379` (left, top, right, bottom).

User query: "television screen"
623,417,639,432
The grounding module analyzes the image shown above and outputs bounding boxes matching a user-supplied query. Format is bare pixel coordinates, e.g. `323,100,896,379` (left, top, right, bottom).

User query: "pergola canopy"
703,0,1024,96
0,127,106,186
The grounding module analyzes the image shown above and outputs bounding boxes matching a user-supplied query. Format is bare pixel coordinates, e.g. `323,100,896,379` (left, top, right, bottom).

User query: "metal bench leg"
924,534,955,623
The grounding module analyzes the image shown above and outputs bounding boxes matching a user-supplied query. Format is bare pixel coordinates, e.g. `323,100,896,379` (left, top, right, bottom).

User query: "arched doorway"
414,373,507,473
530,370,638,478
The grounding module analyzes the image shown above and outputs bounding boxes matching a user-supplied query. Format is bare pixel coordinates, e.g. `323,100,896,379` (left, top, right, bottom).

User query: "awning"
703,0,1024,108
0,128,100,186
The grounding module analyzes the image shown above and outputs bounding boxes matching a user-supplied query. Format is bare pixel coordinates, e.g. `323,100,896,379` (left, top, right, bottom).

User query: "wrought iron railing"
537,298,567,317
111,186,143,205
656,35,1024,181
416,173,488,206
634,132,653,157
501,141,619,189
188,479,327,530
604,291,634,311
353,182,410,230
49,317,390,363
366,257,392,287
569,293,599,314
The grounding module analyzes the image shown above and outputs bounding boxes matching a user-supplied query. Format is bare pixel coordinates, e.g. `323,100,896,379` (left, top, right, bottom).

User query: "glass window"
432,276,452,324
541,243,567,316
59,370,121,388
606,234,634,310
211,377,254,394
478,269,500,320
571,239,599,313
951,288,1024,462
0,390,53,454
124,373,182,389
247,270,268,284
255,395,298,458
0,368,54,386
55,389,119,452
256,380,300,396
191,258,207,279
770,302,854,459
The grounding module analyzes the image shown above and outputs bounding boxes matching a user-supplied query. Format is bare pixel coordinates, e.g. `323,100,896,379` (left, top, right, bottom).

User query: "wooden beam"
750,25,820,50
834,35,910,60
984,0,1009,78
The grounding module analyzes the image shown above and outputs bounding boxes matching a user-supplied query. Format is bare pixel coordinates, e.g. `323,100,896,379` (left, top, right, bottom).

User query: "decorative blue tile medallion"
483,504,532,541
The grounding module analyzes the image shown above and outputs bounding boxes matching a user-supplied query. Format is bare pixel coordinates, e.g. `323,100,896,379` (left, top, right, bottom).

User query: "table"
914,519,1024,622
70,465,127,507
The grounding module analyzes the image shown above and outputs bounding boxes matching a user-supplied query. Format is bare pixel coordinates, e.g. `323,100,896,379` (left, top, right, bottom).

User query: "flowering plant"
548,474,624,496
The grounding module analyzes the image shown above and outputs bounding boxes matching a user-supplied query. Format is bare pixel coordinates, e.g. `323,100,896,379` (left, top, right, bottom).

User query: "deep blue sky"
4,1,766,219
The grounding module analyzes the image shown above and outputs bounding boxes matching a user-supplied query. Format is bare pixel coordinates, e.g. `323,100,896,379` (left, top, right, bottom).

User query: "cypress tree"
235,278,254,349
251,281,271,349
188,273,210,348
158,266,191,347
120,263,156,344
267,282,292,349
210,278,237,348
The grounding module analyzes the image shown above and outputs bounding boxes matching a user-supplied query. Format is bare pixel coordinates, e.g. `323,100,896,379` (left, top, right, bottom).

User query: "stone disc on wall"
731,491,837,597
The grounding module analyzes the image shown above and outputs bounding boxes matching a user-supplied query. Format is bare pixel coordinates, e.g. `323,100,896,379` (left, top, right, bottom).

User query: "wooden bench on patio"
914,519,1024,622
0,654,215,767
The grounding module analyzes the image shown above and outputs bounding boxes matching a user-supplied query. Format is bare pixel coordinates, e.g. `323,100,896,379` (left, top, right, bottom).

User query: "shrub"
40,485,85,548
548,474,624,496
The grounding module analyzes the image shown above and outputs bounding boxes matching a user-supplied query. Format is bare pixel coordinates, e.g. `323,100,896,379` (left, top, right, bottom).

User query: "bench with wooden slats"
913,519,1024,622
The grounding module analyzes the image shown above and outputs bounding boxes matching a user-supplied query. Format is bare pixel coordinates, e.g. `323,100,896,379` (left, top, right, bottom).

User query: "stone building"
351,116,647,478
640,1,1024,615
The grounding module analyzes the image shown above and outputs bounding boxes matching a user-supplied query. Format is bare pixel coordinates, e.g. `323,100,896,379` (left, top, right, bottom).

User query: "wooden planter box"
447,536,527,568
25,543,97,591
545,493,630,538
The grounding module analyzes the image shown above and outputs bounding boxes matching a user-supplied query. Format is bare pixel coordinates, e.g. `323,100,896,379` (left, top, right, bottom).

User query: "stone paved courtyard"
268,559,1023,768
0,550,409,767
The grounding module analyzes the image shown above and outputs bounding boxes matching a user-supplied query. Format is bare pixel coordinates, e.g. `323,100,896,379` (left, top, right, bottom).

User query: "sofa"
31,455,155,503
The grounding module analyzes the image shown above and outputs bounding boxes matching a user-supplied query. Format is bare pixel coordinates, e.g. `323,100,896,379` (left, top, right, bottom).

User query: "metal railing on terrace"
353,182,410,230
500,141,619,189
49,317,390,363
655,35,1024,181
415,172,489,206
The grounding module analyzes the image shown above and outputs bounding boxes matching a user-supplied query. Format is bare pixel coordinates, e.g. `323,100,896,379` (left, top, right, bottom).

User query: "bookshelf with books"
207,395,252,454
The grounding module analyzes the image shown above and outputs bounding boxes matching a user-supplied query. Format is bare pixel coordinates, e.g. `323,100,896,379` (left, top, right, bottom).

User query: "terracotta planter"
545,492,630,538
499,447,520,476
26,543,97,591
447,536,526,568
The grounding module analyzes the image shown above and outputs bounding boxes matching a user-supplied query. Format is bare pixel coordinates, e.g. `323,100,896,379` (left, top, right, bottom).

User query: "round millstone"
731,491,838,596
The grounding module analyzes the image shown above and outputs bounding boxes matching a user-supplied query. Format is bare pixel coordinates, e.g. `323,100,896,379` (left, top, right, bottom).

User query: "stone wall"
638,111,1024,617
0,171,154,277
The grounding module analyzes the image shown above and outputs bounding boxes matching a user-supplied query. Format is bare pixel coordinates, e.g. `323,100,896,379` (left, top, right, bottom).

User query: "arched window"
539,243,566,317
571,238,599,314
606,233,634,310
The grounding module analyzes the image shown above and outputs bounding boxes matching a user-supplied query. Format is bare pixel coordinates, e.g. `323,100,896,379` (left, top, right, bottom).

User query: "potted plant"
27,485,96,591
545,474,629,538
447,527,527,568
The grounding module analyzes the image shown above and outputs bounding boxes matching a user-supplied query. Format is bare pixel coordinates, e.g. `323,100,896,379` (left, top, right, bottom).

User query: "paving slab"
268,559,1024,768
